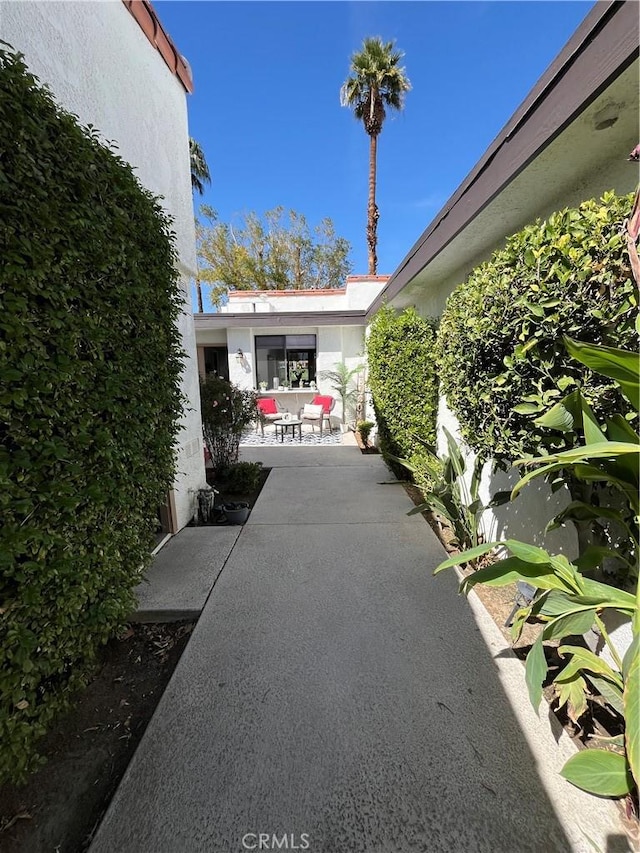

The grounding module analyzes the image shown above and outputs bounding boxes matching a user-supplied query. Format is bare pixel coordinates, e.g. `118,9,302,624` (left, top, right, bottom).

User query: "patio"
240,424,353,447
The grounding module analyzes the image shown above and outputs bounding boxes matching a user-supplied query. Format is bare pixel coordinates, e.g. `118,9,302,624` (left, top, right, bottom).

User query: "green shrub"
0,48,184,782
366,305,439,486
221,461,263,494
436,191,638,464
356,420,374,446
200,375,257,475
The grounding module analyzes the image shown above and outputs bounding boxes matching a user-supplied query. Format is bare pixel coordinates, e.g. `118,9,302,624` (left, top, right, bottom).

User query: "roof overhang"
367,0,639,316
194,311,369,329
122,0,193,93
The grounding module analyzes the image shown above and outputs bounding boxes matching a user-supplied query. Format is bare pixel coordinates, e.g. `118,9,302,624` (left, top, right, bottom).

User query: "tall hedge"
367,305,439,488
0,48,185,782
436,191,638,463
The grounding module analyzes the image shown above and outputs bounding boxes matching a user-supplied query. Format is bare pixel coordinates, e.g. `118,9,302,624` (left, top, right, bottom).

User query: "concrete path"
91,448,626,853
134,527,241,622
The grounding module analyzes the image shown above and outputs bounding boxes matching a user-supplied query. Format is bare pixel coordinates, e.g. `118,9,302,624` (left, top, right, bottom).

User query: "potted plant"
259,381,268,392
319,362,363,431
222,501,250,524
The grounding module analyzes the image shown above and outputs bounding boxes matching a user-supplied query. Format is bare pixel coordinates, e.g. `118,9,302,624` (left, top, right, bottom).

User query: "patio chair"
256,397,286,435
299,395,335,436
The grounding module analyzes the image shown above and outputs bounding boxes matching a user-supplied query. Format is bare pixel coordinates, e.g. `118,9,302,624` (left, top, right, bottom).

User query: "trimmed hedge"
367,305,439,489
0,48,184,782
436,191,638,463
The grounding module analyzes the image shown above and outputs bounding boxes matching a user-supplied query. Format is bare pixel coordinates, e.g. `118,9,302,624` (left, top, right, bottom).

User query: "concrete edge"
129,609,202,624
453,566,627,852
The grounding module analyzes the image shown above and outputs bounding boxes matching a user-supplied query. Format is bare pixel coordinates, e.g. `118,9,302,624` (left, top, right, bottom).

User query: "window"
203,346,229,380
255,335,316,388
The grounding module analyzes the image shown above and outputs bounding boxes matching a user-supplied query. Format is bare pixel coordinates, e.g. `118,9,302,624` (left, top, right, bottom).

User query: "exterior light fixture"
235,348,244,362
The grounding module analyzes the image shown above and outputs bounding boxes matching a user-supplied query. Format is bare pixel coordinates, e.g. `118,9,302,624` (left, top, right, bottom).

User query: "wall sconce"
235,348,244,363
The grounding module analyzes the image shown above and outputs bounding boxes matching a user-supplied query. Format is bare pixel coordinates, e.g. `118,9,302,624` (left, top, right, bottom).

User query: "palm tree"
190,138,211,312
189,137,211,195
340,38,410,275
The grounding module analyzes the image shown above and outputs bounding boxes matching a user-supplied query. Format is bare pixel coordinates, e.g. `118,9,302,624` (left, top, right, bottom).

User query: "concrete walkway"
90,447,627,853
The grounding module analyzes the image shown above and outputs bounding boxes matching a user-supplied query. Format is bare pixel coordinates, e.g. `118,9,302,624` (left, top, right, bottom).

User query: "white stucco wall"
0,0,206,530
214,324,365,425
220,277,387,314
436,398,577,555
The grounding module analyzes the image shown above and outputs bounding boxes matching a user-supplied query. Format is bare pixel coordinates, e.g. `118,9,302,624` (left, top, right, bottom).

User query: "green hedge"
0,48,184,782
367,305,439,489
436,191,638,463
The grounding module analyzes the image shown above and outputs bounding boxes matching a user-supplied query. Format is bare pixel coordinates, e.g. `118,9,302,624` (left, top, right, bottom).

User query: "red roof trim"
122,0,193,93
229,289,347,298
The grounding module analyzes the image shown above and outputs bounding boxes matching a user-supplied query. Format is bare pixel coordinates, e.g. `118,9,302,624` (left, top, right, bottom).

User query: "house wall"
211,324,365,424
220,276,388,314
0,0,207,530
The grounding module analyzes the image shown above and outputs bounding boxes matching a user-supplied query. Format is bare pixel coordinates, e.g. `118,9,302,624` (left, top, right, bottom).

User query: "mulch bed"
0,621,194,853
354,430,379,454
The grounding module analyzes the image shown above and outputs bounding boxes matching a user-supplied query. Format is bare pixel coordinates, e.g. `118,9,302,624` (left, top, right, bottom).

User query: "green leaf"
606,415,639,445
555,673,588,721
580,395,607,446
560,749,633,797
556,645,623,689
434,541,499,574
460,557,568,593
623,635,639,790
513,403,540,415
505,540,553,564
534,402,574,433
522,441,640,465
585,674,624,716
525,635,547,711
564,337,640,411
542,609,596,642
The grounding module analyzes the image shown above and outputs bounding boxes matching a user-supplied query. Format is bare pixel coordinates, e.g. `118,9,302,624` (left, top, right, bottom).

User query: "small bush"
437,191,638,463
0,47,184,782
367,305,439,485
356,420,374,446
200,376,257,475
221,462,263,494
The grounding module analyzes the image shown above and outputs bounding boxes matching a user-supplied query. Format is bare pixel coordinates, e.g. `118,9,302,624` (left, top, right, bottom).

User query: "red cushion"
258,398,278,415
312,395,333,413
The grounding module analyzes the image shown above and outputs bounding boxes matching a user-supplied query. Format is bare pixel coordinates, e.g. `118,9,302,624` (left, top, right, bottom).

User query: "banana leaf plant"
435,338,639,799
395,427,486,553
512,338,638,584
435,540,638,797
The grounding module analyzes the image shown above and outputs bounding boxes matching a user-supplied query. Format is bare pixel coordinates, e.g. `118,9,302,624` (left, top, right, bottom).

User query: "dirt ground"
0,622,194,853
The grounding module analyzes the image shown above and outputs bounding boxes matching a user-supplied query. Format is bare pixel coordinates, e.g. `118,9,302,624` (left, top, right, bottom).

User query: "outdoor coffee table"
273,418,303,442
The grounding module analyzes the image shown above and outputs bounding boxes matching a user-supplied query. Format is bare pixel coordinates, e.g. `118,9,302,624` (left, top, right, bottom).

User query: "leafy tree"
340,37,411,275
196,206,352,306
189,137,211,196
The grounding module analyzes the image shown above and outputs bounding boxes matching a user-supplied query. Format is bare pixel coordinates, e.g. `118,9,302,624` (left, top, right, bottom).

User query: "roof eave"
366,0,639,319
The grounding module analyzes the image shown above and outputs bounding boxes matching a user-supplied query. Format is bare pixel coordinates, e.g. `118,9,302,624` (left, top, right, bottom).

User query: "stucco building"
0,0,207,532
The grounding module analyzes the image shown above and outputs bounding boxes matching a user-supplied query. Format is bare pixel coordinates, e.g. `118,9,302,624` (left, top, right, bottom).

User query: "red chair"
256,397,286,434
299,395,335,435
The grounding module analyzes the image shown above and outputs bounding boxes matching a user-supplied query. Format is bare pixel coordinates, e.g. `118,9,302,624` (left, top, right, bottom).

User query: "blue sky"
156,1,594,310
